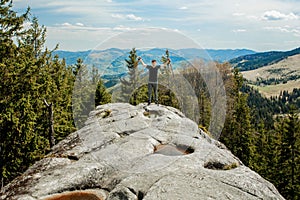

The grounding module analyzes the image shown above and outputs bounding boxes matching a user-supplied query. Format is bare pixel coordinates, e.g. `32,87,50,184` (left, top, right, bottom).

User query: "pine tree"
160,49,178,107
0,1,34,185
161,49,173,81
265,129,281,183
41,55,75,142
119,48,142,104
250,121,281,182
95,78,112,106
220,69,255,166
72,58,95,128
276,106,300,199
181,61,211,128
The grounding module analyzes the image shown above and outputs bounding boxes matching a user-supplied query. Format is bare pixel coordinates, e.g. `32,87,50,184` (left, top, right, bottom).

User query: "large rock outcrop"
1,103,284,200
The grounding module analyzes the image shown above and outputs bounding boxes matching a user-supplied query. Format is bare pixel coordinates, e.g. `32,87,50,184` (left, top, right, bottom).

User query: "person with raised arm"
139,57,171,105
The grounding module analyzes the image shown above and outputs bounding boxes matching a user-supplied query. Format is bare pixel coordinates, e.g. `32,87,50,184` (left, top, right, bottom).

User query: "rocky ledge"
0,103,284,200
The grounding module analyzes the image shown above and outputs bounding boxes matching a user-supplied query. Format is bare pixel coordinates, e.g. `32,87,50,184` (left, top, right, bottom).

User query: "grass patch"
248,80,300,98
223,162,239,170
204,161,239,170
143,111,150,117
96,109,112,118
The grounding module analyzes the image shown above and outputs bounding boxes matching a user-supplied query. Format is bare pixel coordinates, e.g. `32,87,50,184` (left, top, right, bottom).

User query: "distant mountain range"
54,48,257,88
54,48,256,66
229,47,300,71
54,47,300,90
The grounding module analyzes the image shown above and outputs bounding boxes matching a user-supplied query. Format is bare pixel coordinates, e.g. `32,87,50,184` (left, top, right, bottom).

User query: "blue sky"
13,0,300,51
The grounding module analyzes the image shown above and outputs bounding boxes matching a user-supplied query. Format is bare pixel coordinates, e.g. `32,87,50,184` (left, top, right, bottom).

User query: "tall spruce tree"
160,49,177,107
161,49,172,80
119,48,142,104
220,69,255,166
276,106,300,199
72,58,95,128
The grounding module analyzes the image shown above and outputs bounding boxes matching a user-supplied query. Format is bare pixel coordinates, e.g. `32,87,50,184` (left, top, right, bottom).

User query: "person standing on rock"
139,57,171,105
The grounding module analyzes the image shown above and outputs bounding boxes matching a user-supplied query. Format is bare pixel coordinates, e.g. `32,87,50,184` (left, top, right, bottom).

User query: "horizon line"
53,46,300,53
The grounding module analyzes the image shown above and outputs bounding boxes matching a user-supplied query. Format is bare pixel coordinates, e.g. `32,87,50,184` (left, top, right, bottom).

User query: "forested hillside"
241,53,300,98
242,86,300,127
0,1,110,187
0,1,299,199
230,47,300,71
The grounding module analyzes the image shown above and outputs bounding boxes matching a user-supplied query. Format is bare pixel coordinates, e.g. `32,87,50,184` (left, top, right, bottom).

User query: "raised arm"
139,57,147,67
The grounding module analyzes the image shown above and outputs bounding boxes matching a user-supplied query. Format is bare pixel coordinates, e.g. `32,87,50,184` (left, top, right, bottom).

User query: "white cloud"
232,29,247,33
111,14,123,19
46,25,198,51
96,28,200,50
126,14,143,21
13,0,300,51
111,13,143,21
62,22,72,27
54,23,112,31
46,24,135,50
51,23,141,34
232,12,245,17
75,23,84,26
262,10,299,20
264,26,289,32
247,15,260,20
264,26,300,36
113,25,136,31
179,6,188,10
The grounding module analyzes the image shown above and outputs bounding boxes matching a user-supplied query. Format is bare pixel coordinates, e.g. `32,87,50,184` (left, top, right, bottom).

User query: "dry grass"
249,80,300,97
242,54,300,97
242,54,300,82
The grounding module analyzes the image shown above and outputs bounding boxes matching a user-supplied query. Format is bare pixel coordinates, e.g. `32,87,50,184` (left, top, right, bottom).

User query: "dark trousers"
148,83,158,103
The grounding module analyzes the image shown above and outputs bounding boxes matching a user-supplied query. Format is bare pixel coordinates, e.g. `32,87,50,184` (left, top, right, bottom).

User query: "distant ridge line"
229,47,300,71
